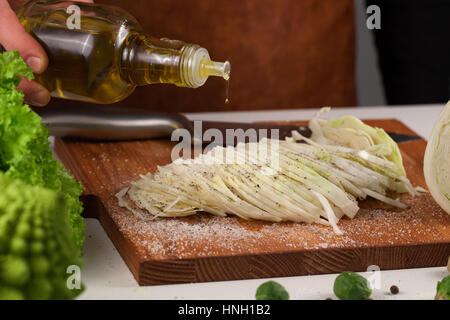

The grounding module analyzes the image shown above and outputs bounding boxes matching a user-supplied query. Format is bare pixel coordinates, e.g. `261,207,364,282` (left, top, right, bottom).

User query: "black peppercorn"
390,285,399,295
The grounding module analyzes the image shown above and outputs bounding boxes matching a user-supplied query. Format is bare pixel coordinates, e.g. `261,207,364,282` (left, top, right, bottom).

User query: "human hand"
0,0,93,106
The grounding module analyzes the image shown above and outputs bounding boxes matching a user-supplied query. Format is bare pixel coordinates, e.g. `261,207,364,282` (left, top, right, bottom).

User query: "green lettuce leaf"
0,50,84,256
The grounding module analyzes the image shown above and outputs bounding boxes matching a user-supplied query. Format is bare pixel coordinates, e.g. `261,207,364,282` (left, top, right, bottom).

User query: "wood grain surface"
54,119,450,286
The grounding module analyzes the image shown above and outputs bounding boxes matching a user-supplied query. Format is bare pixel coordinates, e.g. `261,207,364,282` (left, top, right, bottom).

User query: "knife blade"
35,106,311,142
35,106,422,144
386,132,422,143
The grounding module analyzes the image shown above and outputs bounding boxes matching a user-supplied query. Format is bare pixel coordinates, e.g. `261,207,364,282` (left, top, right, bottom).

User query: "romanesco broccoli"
0,172,83,299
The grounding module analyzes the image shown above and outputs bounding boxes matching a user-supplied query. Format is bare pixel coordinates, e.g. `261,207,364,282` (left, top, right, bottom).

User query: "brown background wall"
48,0,357,112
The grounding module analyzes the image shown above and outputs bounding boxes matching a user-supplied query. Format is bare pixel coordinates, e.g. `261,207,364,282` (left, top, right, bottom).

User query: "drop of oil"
225,78,230,104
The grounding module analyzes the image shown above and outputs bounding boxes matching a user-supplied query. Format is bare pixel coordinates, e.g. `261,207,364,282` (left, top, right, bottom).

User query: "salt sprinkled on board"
106,193,449,261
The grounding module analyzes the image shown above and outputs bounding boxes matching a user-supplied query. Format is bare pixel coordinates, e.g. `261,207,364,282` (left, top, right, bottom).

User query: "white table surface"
68,104,449,300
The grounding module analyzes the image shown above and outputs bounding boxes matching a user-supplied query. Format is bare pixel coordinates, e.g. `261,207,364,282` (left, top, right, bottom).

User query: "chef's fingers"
0,0,48,74
17,76,51,107
3,0,94,106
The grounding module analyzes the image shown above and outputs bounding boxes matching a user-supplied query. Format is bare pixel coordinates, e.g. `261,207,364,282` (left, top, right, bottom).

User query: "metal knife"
35,106,421,144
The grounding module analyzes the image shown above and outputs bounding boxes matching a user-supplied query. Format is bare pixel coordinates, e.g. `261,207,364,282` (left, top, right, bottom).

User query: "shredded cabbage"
117,108,415,234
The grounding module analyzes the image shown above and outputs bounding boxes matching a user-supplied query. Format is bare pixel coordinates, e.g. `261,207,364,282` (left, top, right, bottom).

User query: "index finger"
0,0,48,74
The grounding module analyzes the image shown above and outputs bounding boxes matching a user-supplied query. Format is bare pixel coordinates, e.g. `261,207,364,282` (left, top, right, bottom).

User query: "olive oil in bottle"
17,0,231,104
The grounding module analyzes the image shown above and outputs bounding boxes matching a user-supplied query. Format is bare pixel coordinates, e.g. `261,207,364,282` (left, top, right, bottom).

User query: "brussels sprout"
435,276,450,300
255,281,289,300
333,271,372,300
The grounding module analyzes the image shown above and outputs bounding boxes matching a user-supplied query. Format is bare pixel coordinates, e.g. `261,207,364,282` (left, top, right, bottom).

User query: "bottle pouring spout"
181,45,231,88
201,60,231,81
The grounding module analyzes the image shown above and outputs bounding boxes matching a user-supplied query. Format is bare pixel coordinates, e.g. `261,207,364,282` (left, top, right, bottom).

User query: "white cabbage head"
424,102,450,214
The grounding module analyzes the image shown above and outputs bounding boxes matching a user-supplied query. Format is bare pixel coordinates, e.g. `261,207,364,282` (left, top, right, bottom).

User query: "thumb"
0,0,48,74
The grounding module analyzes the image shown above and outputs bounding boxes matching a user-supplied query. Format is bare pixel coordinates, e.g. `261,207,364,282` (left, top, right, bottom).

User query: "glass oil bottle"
17,0,231,104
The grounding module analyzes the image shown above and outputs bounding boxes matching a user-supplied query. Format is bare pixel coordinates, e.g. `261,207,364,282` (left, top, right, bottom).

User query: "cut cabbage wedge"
309,107,406,177
424,102,450,215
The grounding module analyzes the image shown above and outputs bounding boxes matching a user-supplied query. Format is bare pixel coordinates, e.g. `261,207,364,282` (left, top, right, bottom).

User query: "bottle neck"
122,33,230,88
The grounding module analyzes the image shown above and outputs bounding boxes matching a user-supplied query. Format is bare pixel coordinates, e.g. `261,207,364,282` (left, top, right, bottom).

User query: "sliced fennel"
117,109,416,234
424,102,450,214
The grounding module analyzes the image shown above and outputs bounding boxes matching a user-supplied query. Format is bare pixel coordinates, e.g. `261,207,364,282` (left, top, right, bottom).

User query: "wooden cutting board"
54,119,450,286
